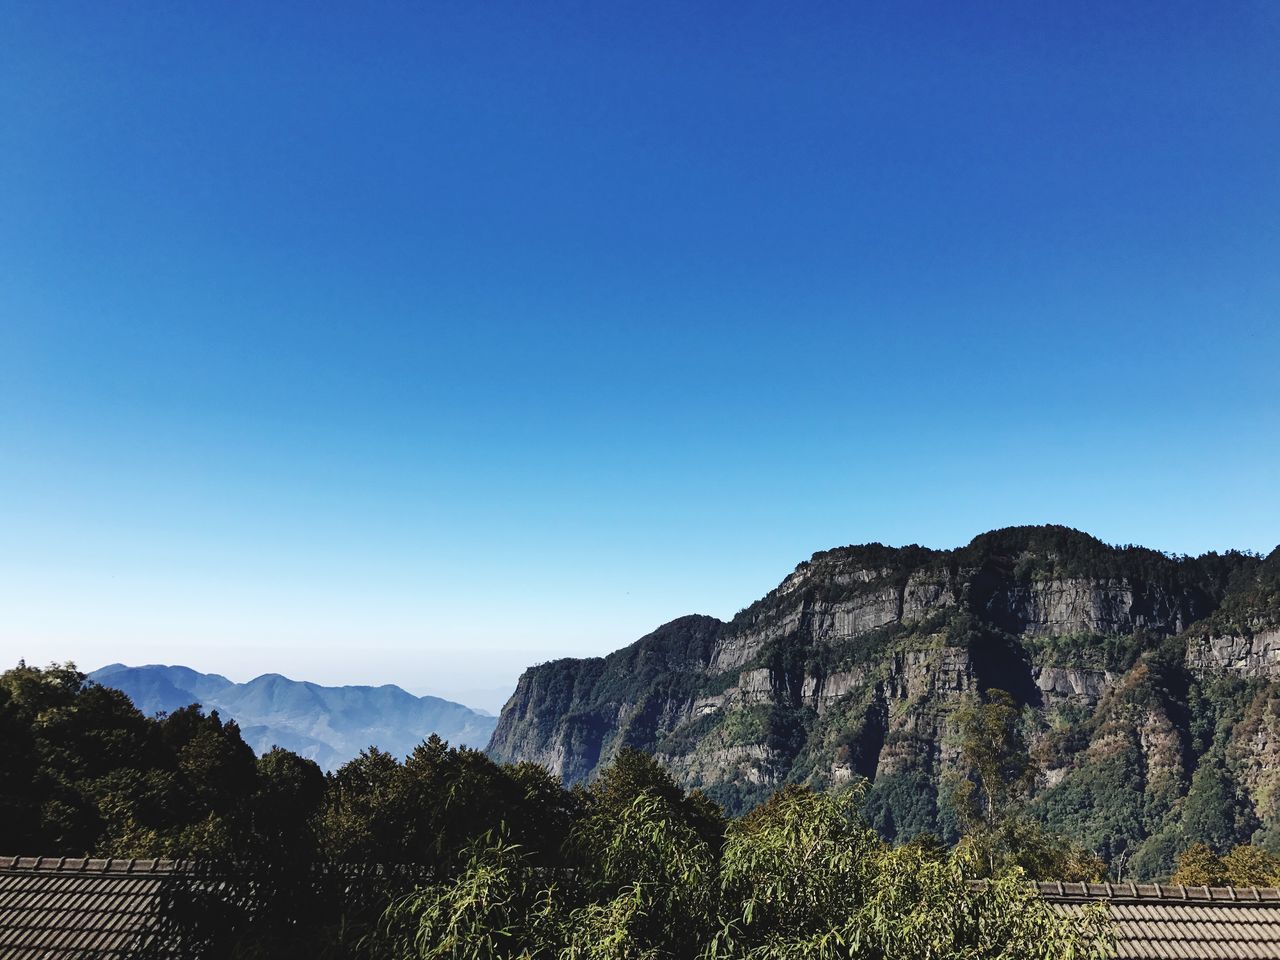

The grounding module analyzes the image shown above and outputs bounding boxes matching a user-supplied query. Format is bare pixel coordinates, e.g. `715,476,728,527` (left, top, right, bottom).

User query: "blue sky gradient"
2,2,1278,709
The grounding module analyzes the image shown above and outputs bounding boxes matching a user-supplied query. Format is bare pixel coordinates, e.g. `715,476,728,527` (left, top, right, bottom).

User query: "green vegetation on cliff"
488,527,1280,881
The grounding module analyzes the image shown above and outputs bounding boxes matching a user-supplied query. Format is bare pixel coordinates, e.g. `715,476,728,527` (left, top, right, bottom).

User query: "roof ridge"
1034,880,1280,902
0,856,188,873
0,856,436,876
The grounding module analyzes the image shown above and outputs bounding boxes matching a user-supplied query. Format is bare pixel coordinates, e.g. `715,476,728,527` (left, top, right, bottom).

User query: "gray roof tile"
0,856,432,958
1038,881,1280,959
0,858,180,957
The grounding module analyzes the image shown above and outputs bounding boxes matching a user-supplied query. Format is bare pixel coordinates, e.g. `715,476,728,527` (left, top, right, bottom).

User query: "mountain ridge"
91,663,497,771
488,524,1280,877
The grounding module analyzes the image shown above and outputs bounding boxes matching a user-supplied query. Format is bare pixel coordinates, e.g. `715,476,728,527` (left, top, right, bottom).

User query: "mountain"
488,525,1280,877
91,664,498,771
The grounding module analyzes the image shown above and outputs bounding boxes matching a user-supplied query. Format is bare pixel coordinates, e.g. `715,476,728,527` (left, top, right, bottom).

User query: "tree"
1222,844,1280,885
585,747,724,851
947,689,1103,880
252,747,326,860
1171,842,1226,886
1173,842,1280,887
1182,758,1253,853
949,689,1036,836
565,792,716,958
317,747,412,863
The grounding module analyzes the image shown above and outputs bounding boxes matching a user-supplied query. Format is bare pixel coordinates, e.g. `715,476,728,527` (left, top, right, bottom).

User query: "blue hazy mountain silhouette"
89,663,498,771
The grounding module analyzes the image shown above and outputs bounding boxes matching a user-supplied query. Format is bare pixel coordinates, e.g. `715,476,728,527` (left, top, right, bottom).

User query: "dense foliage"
1170,842,1280,887
2,663,1110,958
371,785,1108,960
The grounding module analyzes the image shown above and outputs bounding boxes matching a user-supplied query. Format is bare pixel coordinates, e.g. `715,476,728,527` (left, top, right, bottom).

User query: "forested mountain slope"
488,525,1280,876
91,664,497,770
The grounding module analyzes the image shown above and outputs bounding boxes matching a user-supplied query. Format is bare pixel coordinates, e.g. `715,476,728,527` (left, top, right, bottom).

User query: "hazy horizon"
18,521,1280,713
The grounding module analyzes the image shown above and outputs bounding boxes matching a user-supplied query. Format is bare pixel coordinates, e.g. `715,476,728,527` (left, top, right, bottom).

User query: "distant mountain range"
89,663,498,771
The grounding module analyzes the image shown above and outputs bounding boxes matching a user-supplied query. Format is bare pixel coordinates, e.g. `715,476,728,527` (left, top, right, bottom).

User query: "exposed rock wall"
1033,665,1113,705
1186,627,1280,677
974,576,1203,637
488,526,1280,872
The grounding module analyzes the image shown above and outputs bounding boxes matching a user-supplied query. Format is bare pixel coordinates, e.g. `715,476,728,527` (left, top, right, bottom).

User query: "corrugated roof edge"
962,879,1280,903
1035,881,1280,903
0,856,185,873
0,855,433,880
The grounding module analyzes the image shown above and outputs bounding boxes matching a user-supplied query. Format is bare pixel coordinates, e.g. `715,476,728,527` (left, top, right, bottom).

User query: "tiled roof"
0,856,195,958
0,855,429,959
1039,881,1280,960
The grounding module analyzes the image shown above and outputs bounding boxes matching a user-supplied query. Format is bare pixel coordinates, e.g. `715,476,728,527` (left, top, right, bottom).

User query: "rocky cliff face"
488,526,1280,876
1186,628,1280,676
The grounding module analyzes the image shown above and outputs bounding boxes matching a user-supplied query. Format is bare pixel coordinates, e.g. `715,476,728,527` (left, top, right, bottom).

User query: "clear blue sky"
2,2,1278,711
